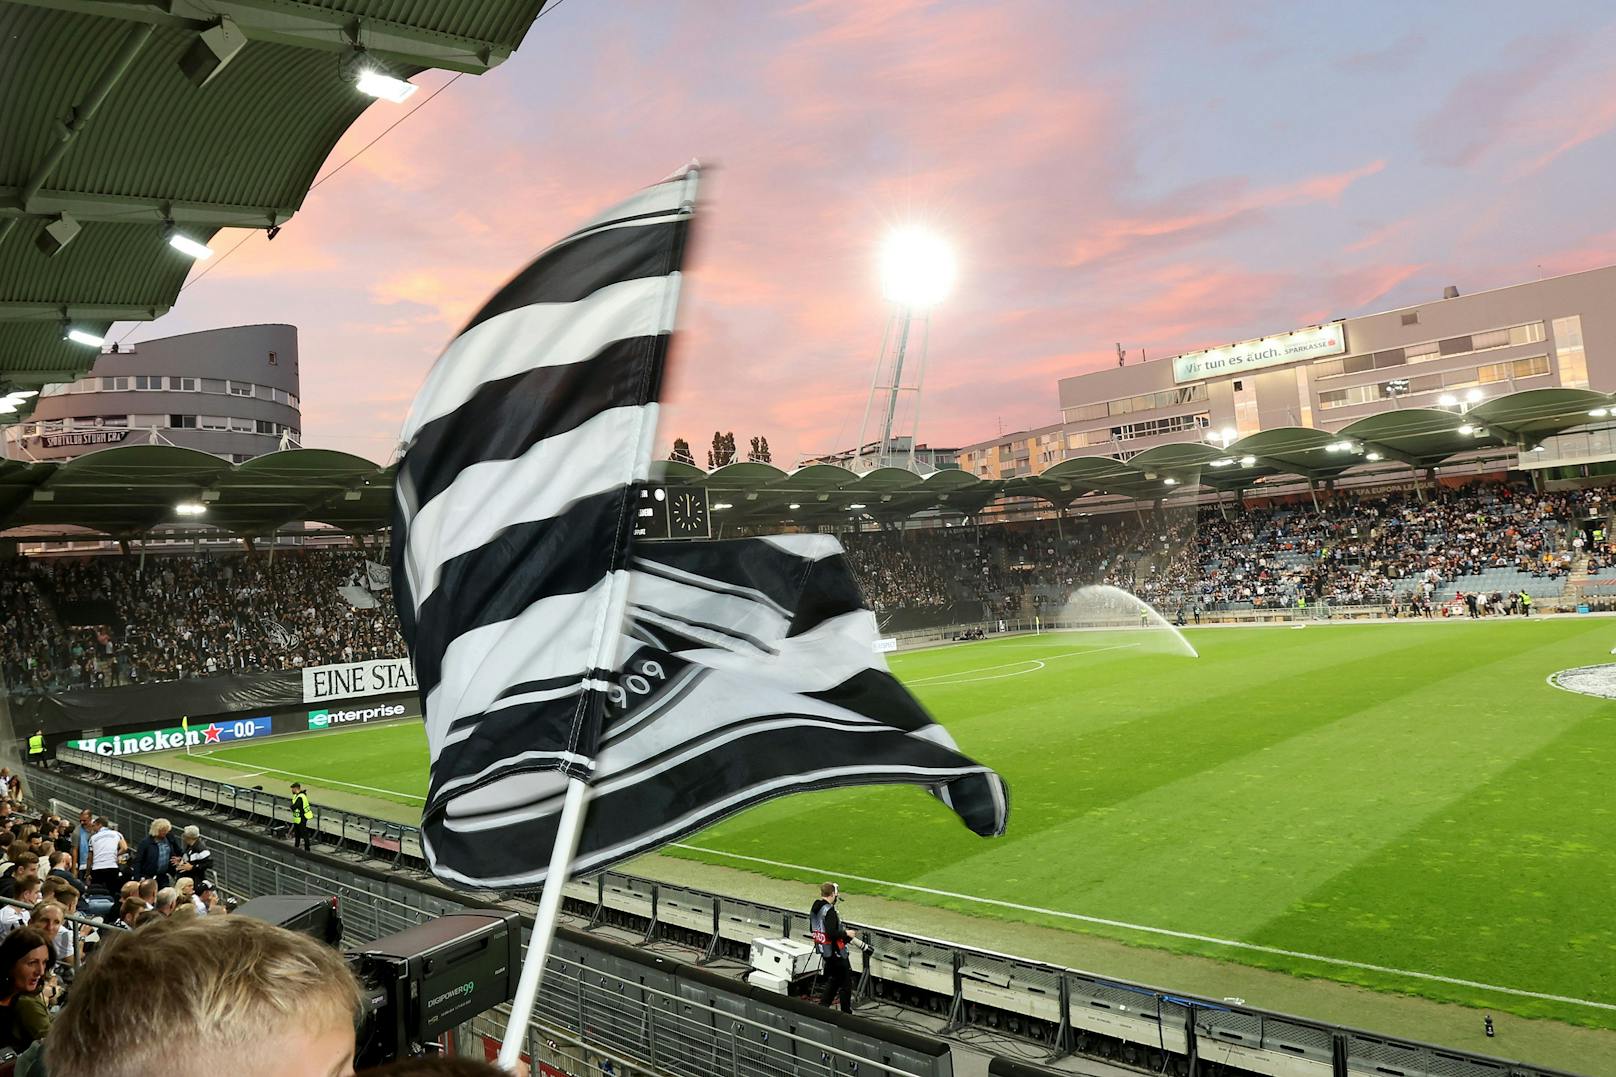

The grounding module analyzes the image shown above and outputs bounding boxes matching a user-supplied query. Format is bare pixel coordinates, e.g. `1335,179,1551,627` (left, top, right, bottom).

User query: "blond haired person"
46,914,364,1077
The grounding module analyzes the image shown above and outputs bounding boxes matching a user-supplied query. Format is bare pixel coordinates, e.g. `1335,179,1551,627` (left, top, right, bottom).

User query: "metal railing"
30,766,946,1077
36,759,1593,1077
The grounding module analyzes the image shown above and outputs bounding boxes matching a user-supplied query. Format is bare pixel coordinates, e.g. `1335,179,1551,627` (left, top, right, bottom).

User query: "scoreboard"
633,485,710,540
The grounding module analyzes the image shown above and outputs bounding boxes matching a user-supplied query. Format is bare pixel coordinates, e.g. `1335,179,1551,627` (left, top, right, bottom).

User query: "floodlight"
1366,452,1383,461
35,213,81,257
1162,478,1177,486
168,231,214,260
1219,426,1236,443
1209,458,1233,467
1458,424,1474,435
1589,408,1609,418
356,68,418,103
1437,394,1457,407
9,390,36,399
1465,388,1484,403
1239,455,1257,467
711,502,733,511
65,328,104,348
880,228,954,308
1532,444,1546,452
174,502,208,516
848,502,867,510
787,502,801,509
0,402,15,415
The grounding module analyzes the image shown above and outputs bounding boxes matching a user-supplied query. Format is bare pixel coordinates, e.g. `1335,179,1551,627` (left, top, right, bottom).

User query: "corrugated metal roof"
0,0,551,392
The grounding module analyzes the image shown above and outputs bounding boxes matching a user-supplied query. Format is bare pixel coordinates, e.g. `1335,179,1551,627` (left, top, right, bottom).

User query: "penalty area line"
669,844,1616,1013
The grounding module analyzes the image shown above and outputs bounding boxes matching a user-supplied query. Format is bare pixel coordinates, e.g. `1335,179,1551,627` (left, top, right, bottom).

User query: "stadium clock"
669,488,711,537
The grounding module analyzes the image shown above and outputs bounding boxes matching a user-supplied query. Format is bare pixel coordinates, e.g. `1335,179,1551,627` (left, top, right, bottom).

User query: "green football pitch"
158,618,1616,1029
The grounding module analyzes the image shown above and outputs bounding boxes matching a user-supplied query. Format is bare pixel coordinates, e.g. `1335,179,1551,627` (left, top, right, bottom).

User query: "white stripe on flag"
402,276,674,443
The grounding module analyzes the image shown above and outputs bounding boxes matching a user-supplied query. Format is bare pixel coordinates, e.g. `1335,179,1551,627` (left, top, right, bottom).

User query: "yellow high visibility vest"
27,733,44,756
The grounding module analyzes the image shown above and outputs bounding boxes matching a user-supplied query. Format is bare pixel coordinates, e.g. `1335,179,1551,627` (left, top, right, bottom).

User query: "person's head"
14,876,42,905
78,809,90,828
30,901,63,939
119,880,140,900
153,888,178,916
175,877,195,900
183,824,201,847
118,897,145,927
149,818,172,840
290,782,303,795
51,850,70,872
198,883,219,909
0,928,50,1000
5,840,25,863
137,879,157,903
46,915,364,1077
819,881,839,903
13,851,39,879
92,816,109,833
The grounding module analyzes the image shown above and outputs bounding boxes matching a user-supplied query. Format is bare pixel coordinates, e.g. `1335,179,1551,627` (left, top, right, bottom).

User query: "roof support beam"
0,187,294,230
0,23,155,246
0,303,167,321
15,0,512,74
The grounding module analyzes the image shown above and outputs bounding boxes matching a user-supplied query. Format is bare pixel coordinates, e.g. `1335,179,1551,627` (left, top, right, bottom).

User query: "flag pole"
497,775,591,1071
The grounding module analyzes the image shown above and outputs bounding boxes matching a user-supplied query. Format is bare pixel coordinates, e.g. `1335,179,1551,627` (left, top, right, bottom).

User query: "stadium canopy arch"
0,0,552,410
0,444,393,539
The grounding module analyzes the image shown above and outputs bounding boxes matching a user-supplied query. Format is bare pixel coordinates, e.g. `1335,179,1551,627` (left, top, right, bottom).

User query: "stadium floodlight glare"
1220,426,1236,443
848,502,867,510
167,231,214,261
1458,424,1474,435
1209,458,1234,467
711,502,733,511
1532,444,1546,452
1239,455,1257,467
356,68,418,103
1465,388,1484,403
0,402,15,415
1162,478,1178,486
787,502,801,510
1589,408,1609,418
64,328,104,348
1437,393,1458,407
174,501,207,516
880,227,954,308
1366,451,1383,461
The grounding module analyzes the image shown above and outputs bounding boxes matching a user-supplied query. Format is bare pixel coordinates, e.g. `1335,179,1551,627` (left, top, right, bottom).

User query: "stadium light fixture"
1209,458,1234,467
63,326,104,348
167,230,214,261
1465,388,1484,403
1366,451,1383,461
1458,424,1474,435
174,501,207,516
787,502,801,510
1437,394,1458,407
355,66,418,104
1162,478,1177,486
1589,408,1609,418
1532,444,1546,452
711,502,733,511
880,228,954,308
1239,455,1257,467
848,502,867,510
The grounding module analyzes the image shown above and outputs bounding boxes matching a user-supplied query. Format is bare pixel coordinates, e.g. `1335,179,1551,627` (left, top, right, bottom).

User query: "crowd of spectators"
0,770,227,1059
1,549,402,694
840,481,1607,619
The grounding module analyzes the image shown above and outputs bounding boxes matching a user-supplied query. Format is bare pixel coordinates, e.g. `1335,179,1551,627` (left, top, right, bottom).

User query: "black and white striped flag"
393,167,1008,889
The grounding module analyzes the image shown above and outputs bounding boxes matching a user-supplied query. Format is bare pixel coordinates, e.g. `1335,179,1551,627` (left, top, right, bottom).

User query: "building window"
100,376,129,391
228,417,255,433
199,415,229,430
168,376,198,392
201,378,226,394
170,414,197,429
228,380,254,397
132,375,163,390
1552,315,1589,389
1401,312,1418,326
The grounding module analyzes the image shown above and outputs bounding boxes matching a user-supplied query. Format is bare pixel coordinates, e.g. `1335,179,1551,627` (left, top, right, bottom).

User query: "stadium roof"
1,389,1608,540
0,445,393,537
0,0,551,404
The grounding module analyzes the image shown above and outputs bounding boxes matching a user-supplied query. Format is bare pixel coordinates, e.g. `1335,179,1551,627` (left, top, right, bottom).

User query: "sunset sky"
113,0,1616,467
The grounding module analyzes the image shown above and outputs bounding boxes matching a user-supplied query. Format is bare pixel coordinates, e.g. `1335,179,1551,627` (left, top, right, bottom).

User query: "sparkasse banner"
302,658,417,703
1171,323,1346,383
307,702,409,730
68,715,272,756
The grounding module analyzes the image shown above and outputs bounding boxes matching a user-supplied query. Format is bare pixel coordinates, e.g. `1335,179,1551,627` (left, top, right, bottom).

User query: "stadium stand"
1,480,1606,699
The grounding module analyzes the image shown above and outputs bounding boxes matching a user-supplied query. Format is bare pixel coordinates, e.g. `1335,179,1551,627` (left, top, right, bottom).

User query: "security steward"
289,782,313,852
809,882,858,1012
26,729,46,768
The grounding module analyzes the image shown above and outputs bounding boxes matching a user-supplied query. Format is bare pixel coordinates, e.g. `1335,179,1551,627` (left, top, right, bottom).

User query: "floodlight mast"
854,229,954,472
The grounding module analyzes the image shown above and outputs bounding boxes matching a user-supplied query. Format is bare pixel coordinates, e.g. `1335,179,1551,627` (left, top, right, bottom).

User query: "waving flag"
393,166,1007,889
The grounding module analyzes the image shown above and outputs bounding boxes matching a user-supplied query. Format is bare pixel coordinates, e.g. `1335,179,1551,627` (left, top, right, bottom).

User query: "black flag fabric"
423,533,1009,888
394,166,1008,889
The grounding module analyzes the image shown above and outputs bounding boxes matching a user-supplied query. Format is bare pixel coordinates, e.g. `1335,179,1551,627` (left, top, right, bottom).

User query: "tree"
746,435,773,463
669,437,694,466
708,431,737,468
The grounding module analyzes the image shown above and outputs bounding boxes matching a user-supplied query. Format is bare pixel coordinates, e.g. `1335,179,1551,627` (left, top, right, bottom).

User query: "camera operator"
809,882,858,1013
46,913,365,1077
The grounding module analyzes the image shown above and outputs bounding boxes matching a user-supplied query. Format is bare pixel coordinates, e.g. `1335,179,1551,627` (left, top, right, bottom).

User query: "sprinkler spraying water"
1057,584,1199,658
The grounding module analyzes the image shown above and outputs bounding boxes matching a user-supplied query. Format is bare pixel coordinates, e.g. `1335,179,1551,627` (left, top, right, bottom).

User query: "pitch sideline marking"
906,643,1140,687
670,844,1616,1013
193,757,427,803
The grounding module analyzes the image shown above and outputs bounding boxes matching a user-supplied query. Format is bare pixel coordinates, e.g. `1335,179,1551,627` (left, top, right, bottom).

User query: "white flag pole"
495,164,698,1073
497,776,591,1071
